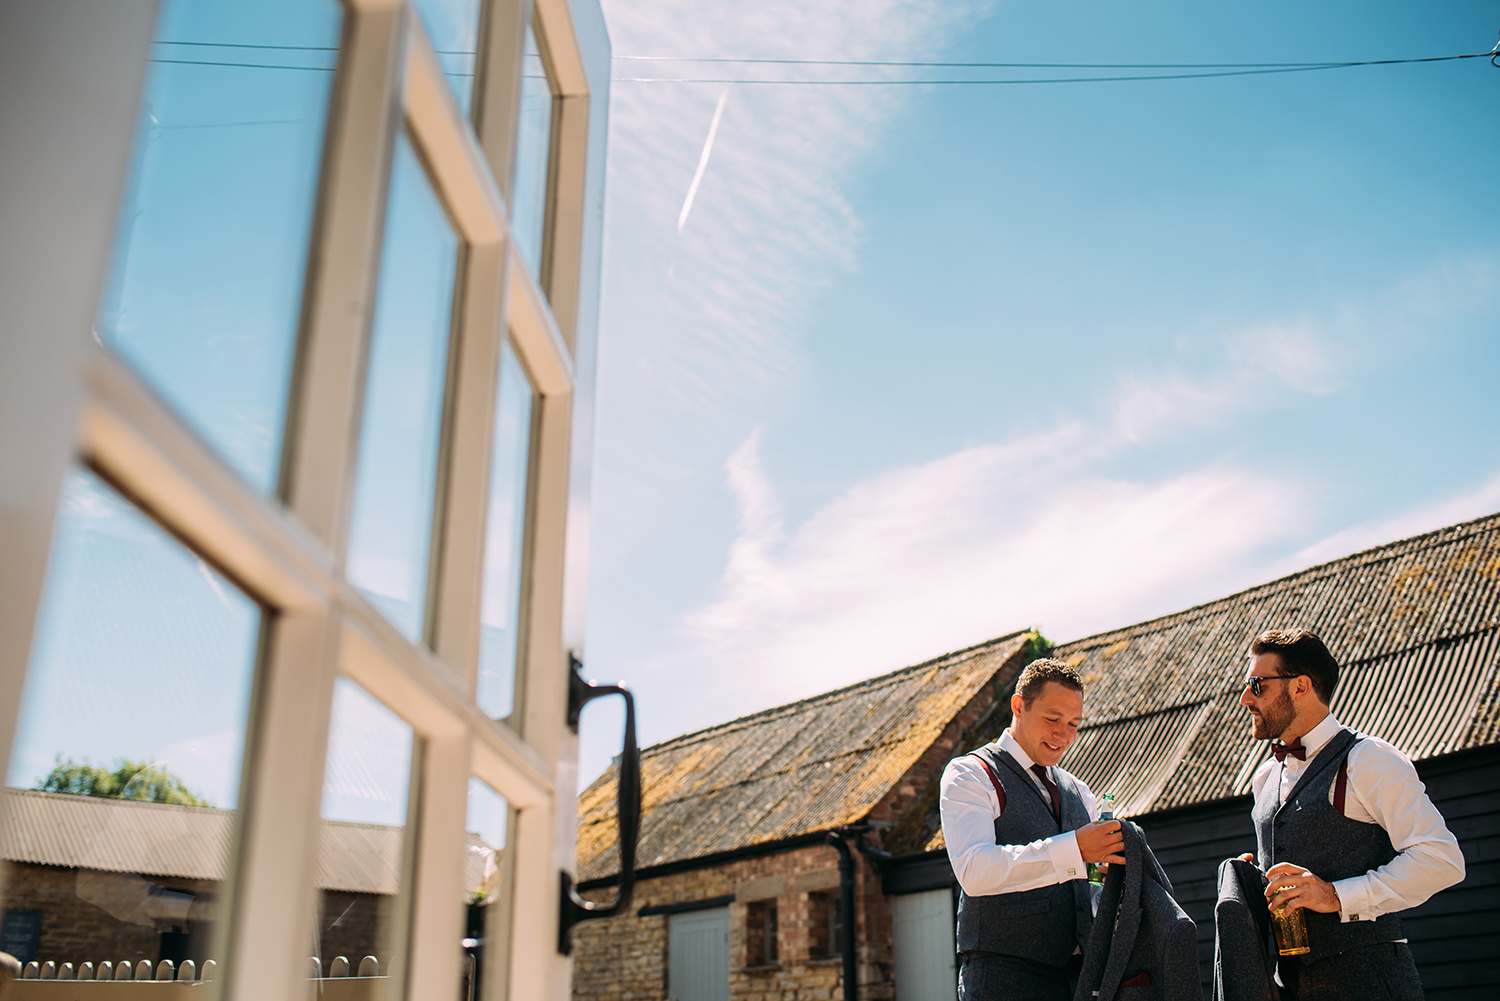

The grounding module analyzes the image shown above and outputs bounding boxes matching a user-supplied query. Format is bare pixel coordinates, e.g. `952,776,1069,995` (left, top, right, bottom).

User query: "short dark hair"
1249,629,1339,704
1016,658,1084,708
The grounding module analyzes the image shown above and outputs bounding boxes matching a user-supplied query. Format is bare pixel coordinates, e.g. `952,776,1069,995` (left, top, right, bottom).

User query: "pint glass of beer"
1269,889,1310,956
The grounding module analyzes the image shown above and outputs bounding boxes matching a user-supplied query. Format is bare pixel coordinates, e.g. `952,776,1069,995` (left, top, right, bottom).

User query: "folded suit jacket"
1212,857,1278,1001
1073,820,1199,1001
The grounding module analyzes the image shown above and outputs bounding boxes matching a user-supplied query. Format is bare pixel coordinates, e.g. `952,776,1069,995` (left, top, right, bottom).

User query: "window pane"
414,0,482,117
477,342,535,719
96,0,343,495
462,779,510,1001
347,135,460,643
313,679,415,994
512,23,554,278
1,469,260,983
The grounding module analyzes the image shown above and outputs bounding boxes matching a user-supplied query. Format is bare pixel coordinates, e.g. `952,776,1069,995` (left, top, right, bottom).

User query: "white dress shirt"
941,729,1102,897
1251,712,1466,924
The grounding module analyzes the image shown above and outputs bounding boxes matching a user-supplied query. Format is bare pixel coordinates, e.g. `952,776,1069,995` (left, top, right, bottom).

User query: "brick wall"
1,863,389,974
572,842,896,1001
314,889,385,968
0,862,196,966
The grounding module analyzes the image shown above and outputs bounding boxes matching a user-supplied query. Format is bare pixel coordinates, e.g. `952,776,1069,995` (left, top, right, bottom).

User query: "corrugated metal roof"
0,789,407,894
0,789,231,881
1056,512,1500,815
576,632,1032,882
313,818,403,895
1060,701,1213,818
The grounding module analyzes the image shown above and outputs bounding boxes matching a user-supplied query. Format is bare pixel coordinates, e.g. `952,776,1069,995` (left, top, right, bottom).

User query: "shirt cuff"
1048,831,1086,883
1332,877,1378,922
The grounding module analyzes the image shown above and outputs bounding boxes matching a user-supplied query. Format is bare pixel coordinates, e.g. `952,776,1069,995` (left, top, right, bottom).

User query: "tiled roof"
1054,512,1500,817
576,631,1032,882
0,789,426,894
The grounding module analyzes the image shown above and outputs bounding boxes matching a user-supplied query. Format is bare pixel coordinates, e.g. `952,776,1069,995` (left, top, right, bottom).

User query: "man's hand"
1237,852,1255,863
1076,820,1125,865
1263,861,1341,913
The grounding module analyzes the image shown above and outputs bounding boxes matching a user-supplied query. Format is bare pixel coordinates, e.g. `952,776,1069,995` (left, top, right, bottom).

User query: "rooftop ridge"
640,629,1029,756
2,786,232,817
1058,509,1500,651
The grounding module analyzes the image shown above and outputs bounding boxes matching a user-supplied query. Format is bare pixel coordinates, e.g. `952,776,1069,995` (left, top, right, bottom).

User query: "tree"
34,757,212,807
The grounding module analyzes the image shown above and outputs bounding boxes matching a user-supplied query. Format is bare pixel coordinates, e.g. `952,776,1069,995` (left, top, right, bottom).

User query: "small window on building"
809,891,841,960
745,900,778,967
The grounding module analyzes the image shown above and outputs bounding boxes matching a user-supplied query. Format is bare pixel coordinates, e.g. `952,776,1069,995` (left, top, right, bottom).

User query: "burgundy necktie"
1271,740,1307,763
1031,764,1061,822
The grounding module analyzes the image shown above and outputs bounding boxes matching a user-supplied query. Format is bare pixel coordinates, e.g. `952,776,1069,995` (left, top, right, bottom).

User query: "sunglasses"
1242,674,1299,697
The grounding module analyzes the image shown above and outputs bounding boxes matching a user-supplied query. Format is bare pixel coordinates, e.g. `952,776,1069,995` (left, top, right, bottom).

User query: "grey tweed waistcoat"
1252,727,1403,961
956,745,1092,967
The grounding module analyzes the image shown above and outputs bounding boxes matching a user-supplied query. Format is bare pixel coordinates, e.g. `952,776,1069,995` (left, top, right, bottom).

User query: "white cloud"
681,409,1304,709
721,428,783,587
1284,471,1500,572
655,318,1360,719
600,0,1002,401
1112,317,1345,442
671,295,1500,718
1231,319,1343,395
1111,370,1241,443
588,0,1006,594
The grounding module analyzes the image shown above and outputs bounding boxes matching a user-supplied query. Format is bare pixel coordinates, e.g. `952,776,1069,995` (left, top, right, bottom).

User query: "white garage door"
669,907,730,1001
893,888,957,1001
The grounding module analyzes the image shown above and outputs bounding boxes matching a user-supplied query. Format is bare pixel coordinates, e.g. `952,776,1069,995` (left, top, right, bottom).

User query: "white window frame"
0,1,613,999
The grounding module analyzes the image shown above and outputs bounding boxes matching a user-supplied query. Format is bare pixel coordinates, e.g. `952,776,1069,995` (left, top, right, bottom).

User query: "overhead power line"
151,57,334,72
147,43,1495,86
612,51,1494,85
616,55,1414,69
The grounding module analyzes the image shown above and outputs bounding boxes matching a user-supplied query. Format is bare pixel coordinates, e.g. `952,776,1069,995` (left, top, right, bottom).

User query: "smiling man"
940,658,1124,1001
1230,629,1465,1000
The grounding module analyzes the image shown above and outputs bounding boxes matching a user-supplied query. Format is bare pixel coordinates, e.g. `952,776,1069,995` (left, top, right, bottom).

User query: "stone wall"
572,842,895,1001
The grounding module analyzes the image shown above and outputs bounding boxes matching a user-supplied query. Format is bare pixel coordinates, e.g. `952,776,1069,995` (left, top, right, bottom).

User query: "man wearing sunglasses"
1227,629,1464,1000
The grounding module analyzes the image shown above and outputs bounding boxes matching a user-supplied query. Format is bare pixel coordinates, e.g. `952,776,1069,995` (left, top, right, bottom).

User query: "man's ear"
1011,691,1025,716
1292,674,1314,702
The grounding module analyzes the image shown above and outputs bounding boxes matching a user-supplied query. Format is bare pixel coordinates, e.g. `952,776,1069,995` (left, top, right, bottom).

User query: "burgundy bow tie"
1271,740,1306,763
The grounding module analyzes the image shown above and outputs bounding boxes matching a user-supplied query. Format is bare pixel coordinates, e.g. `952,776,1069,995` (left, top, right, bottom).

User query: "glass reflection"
1,469,260,984
414,0,482,117
512,23,555,277
477,342,535,720
461,779,510,1001
96,0,343,494
312,679,415,996
346,135,460,643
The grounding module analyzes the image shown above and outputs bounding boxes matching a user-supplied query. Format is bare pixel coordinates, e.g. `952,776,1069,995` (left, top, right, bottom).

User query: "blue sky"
8,0,1497,799
579,0,1500,781
7,471,260,809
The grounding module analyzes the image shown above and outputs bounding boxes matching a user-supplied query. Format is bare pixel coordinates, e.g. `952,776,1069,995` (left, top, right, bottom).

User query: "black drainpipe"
826,831,858,1001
